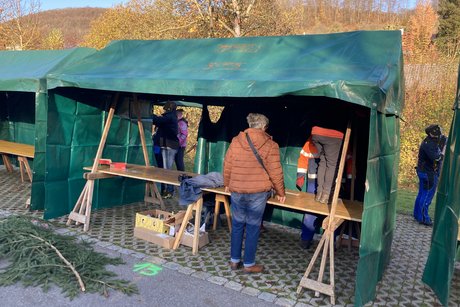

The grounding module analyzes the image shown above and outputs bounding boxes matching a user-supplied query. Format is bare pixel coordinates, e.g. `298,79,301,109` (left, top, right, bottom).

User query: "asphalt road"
0,244,276,307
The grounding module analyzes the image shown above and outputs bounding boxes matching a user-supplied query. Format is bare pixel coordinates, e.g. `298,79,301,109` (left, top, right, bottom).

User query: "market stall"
45,30,404,306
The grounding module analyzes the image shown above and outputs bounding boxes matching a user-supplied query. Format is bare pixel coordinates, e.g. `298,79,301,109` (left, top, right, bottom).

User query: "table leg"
2,154,13,172
192,198,203,255
173,203,194,249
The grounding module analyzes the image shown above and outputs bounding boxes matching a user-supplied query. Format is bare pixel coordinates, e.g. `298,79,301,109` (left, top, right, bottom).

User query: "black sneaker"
420,220,433,226
299,239,312,249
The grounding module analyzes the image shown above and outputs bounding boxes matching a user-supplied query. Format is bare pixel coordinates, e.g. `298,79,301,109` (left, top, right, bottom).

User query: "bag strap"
246,133,269,175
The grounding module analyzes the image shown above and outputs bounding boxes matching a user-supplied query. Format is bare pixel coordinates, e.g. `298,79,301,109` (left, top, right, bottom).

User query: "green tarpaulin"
423,64,460,306
45,30,403,306
0,48,95,210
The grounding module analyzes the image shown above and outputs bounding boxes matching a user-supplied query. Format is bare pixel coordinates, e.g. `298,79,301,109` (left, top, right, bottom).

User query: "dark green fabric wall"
42,89,152,219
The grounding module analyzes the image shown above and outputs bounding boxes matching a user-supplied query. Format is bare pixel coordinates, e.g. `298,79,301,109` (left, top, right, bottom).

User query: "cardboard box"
134,227,210,249
135,210,185,234
180,231,210,249
134,227,175,249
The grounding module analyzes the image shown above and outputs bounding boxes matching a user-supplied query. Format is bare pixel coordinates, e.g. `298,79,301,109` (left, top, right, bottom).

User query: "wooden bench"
0,140,34,182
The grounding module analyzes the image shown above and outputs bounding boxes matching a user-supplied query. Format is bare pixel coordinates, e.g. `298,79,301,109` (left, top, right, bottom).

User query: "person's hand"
224,186,229,193
277,195,286,203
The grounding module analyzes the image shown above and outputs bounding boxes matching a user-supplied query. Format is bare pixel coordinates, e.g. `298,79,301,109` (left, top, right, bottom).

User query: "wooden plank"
90,93,119,172
298,278,334,297
83,172,115,180
68,212,87,224
83,164,363,222
458,219,460,241
0,140,34,158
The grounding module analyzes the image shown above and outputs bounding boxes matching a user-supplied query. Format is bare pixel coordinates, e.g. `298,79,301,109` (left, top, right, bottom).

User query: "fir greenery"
0,216,138,299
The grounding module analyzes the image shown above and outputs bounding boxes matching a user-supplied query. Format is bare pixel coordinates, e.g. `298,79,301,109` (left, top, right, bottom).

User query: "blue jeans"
230,191,270,267
161,147,178,194
413,170,438,224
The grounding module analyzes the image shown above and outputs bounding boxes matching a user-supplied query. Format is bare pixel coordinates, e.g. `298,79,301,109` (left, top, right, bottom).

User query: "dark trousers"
311,134,343,197
153,146,164,193
413,170,438,224
175,147,186,172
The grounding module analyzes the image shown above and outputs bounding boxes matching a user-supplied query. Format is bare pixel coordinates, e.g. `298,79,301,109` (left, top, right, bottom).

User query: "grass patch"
396,189,436,218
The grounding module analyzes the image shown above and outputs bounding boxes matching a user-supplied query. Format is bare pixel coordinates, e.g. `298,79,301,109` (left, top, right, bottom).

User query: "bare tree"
0,0,41,50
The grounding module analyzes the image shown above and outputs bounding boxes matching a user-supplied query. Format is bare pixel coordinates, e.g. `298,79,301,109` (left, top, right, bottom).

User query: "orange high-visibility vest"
297,136,319,179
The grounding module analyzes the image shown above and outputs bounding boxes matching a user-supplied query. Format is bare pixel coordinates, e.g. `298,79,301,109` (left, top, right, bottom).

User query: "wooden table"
81,164,363,252
0,140,34,182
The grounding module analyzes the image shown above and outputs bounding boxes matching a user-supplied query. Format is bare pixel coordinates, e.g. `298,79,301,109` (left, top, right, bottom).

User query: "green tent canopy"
423,64,460,306
46,31,404,306
0,48,95,211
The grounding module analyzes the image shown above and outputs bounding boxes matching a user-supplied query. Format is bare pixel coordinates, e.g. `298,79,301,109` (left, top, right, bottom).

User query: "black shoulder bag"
245,133,275,198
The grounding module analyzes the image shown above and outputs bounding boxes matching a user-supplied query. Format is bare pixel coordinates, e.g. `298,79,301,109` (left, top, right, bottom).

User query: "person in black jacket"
152,101,179,198
413,124,447,226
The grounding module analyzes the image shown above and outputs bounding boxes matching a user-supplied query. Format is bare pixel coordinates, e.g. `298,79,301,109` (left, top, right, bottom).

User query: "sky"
40,0,125,11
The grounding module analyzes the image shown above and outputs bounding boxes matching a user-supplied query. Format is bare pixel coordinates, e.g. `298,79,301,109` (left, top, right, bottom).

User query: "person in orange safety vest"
296,136,320,249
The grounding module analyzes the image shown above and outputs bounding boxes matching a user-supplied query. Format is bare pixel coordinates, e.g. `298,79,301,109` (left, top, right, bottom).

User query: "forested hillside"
0,7,106,49
37,8,106,48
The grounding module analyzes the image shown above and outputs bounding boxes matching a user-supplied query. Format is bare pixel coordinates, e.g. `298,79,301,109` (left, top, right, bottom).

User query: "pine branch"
29,234,86,292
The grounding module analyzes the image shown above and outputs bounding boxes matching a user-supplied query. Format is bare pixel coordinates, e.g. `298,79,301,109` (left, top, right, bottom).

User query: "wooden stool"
213,194,232,231
336,220,361,250
173,198,204,255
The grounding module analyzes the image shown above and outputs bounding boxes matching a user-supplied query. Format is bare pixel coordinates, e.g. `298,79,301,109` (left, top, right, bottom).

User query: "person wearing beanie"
152,101,179,198
413,124,447,226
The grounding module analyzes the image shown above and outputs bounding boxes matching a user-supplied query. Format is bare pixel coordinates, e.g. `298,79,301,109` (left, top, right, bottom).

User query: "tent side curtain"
0,48,95,92
46,31,404,115
42,90,153,219
354,110,400,306
422,105,460,305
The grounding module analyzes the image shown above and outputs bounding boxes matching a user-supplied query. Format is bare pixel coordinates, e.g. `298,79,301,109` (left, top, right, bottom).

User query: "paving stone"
163,261,182,270
178,266,196,275
224,280,243,292
144,256,167,265
208,275,228,286
258,291,277,303
129,251,147,259
275,297,297,306
192,271,212,280
242,286,261,297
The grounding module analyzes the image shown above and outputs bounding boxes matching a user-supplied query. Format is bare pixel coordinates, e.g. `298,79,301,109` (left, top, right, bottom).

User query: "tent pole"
67,92,120,231
350,133,357,201
297,121,352,305
133,94,150,166
135,96,165,209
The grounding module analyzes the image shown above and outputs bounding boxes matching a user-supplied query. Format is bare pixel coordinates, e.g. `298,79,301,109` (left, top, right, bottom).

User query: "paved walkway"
0,168,458,306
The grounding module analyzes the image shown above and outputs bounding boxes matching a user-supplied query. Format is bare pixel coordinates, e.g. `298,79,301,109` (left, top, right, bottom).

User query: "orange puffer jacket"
223,128,285,196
